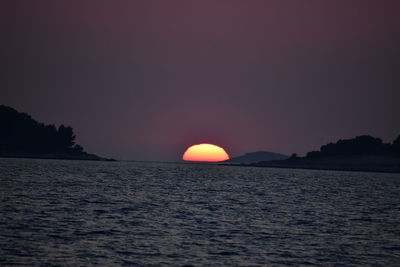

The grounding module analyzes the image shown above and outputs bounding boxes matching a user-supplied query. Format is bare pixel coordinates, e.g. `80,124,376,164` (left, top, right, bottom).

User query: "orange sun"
182,143,230,162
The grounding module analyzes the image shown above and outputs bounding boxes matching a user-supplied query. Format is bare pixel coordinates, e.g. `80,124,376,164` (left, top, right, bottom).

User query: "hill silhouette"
226,151,288,164
249,135,400,173
0,105,113,161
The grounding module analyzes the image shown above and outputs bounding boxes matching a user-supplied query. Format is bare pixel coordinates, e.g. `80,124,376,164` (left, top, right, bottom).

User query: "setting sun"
182,143,230,162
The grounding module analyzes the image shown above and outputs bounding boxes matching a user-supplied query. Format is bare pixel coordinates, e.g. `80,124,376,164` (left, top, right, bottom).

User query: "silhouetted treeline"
306,135,400,158
0,105,84,154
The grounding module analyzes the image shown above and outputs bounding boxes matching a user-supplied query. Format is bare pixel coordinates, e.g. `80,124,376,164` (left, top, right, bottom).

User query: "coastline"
221,155,400,174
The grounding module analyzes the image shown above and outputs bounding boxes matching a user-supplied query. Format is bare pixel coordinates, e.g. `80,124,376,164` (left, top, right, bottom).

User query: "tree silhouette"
57,125,76,149
320,135,383,156
0,105,84,154
305,135,400,158
393,135,400,154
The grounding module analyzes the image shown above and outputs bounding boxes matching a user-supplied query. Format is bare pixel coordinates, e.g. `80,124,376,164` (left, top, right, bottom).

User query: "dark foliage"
0,105,84,154
306,135,400,158
393,135,400,152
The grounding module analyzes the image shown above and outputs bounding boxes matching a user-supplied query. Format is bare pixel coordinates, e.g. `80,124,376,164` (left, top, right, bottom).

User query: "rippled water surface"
1,158,400,266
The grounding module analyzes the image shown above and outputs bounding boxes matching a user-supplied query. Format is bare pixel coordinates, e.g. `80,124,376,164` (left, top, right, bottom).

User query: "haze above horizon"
1,1,399,161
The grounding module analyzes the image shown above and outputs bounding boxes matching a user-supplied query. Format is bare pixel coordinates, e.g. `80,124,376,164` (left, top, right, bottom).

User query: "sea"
1,158,399,266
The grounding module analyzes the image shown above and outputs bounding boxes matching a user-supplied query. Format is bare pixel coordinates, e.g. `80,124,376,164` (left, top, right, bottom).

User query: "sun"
182,143,230,162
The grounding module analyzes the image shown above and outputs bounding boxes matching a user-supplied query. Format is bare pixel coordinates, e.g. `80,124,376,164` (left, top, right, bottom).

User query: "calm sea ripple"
0,158,400,266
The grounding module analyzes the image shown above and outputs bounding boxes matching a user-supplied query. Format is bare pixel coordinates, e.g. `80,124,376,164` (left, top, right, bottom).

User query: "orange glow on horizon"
182,143,230,162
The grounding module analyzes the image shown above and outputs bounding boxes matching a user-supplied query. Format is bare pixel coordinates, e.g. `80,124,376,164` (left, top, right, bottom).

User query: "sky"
1,0,399,161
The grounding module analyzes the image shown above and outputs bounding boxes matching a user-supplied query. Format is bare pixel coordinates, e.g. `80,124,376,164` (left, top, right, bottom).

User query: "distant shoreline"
221,155,400,174
0,152,116,162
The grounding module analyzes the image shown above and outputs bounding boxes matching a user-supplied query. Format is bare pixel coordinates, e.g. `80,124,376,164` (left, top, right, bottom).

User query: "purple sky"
1,1,399,160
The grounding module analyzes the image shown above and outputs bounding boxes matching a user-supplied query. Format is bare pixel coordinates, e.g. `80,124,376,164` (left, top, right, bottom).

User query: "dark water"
1,158,400,266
